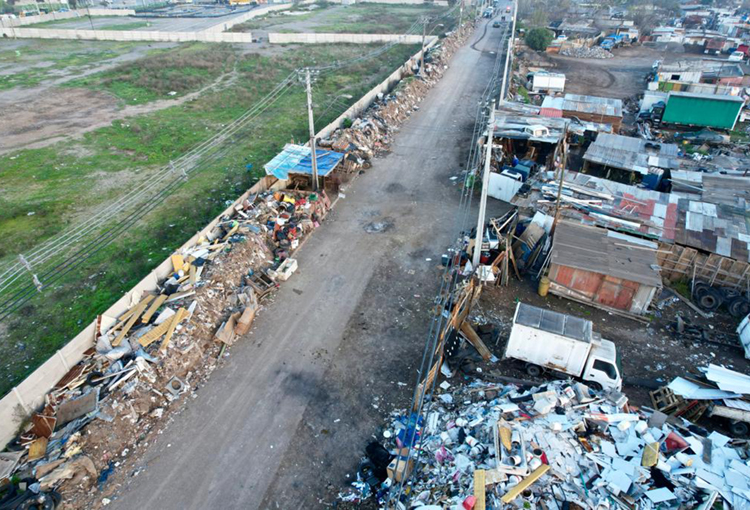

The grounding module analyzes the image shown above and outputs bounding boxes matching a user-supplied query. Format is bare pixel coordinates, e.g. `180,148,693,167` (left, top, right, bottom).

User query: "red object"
463,496,476,509
664,431,689,452
540,451,549,465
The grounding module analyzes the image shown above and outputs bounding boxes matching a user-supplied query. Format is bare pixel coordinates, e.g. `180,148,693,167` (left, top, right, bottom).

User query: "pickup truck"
504,303,622,391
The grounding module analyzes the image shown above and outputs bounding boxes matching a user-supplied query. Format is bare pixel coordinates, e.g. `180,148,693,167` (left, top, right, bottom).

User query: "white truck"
528,72,566,93
504,303,622,391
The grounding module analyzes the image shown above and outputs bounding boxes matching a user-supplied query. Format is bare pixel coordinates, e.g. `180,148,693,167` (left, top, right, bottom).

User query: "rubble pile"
1,189,331,508
343,378,750,508
319,26,473,170
560,46,614,59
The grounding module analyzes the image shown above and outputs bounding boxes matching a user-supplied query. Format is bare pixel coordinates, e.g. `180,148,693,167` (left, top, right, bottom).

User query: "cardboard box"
387,448,414,482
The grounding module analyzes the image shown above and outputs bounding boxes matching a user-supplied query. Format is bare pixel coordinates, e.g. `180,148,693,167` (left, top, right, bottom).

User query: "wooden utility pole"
420,17,427,76
552,124,569,232
305,69,319,192
472,107,497,269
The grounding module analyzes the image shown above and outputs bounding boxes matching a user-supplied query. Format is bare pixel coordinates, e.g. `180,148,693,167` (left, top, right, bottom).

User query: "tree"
526,27,554,51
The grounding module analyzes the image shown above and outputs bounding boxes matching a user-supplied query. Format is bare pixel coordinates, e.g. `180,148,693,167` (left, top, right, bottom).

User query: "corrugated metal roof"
264,144,344,180
583,133,680,173
551,221,662,287
562,94,623,118
515,302,592,342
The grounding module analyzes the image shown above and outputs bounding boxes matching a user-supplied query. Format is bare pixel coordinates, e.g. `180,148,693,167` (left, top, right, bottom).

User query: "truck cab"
581,337,622,391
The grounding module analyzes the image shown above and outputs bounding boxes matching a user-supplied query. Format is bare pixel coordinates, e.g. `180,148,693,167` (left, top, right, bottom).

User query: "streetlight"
419,20,445,77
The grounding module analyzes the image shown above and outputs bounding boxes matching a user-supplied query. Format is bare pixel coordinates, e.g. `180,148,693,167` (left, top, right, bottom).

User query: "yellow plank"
112,295,155,330
499,425,512,451
500,465,550,504
189,265,197,285
160,308,186,352
474,469,486,510
28,437,48,461
112,298,151,346
460,322,492,361
137,319,173,348
642,442,660,467
171,254,185,272
141,294,168,324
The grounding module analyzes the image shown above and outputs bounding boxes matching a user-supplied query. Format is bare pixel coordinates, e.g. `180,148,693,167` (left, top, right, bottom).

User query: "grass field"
0,40,420,396
230,2,450,34
0,40,148,90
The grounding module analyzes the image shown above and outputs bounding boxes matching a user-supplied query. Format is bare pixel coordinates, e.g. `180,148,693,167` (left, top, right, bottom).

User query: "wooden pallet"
649,387,684,414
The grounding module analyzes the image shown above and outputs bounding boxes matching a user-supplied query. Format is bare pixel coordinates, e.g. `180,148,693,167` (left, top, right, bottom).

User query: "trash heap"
342,378,748,509
1,189,331,508
318,26,473,170
560,46,614,59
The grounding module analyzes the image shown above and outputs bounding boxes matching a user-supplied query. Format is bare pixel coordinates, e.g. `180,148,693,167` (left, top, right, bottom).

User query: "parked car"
492,21,500,27
674,129,729,145
729,51,745,62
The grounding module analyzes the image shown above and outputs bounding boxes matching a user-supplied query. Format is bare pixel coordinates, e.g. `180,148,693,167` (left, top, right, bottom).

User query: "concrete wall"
268,32,432,44
0,8,134,28
0,26,254,42
0,33,438,451
0,174,287,450
200,3,291,34
316,37,437,138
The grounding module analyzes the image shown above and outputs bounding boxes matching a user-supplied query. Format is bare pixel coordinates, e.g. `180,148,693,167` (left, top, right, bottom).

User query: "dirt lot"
522,43,708,100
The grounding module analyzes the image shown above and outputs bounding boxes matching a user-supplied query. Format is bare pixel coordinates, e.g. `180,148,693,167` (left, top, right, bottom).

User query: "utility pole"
498,1,517,106
420,17,427,77
458,0,463,30
552,124,569,232
305,69,319,192
472,107,496,269
87,6,94,30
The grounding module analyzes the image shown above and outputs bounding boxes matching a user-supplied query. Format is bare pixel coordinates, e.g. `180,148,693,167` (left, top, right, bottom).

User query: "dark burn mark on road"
363,217,395,233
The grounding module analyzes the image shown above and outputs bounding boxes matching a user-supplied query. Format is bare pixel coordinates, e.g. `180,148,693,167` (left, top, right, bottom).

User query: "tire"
588,382,603,391
729,297,750,318
525,364,542,377
698,287,722,311
730,420,749,437
720,287,741,301
693,282,710,299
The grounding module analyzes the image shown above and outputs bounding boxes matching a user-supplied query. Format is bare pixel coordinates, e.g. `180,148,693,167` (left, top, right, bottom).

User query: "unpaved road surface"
104,18,510,510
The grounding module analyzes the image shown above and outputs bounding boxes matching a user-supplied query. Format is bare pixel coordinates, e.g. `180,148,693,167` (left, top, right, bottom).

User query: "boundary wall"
268,32,430,44
0,26,254,42
0,37,441,449
0,8,134,28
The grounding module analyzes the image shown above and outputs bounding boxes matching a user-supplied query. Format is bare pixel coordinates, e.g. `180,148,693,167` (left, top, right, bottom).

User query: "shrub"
525,27,554,51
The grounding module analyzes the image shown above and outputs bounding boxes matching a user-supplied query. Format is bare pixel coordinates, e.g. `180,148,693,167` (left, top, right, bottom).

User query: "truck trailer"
504,303,622,390
638,91,744,130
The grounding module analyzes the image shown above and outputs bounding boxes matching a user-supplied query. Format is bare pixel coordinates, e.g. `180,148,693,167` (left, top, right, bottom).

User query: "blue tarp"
263,144,344,180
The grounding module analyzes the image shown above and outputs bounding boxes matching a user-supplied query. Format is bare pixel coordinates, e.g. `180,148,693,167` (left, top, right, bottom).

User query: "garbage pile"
341,378,749,508
319,26,473,172
1,189,331,507
560,46,614,59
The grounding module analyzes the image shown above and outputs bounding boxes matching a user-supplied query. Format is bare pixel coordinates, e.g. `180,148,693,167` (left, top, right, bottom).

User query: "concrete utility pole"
552,124,569,232
458,0,463,30
498,1,517,106
305,69,320,192
420,17,427,76
472,107,496,269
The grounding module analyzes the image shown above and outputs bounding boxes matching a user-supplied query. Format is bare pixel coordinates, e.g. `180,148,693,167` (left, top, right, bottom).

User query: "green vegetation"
0,40,146,90
518,84,530,104
98,21,152,31
231,2,450,34
0,41,420,397
66,43,236,103
525,27,554,51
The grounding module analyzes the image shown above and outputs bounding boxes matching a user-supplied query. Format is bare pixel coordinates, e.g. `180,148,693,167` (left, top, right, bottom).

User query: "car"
492,21,501,27
729,51,745,62
506,5,511,12
674,129,729,145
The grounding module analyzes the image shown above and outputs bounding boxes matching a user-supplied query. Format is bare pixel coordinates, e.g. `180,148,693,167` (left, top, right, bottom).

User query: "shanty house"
264,144,344,183
548,221,662,316
540,94,623,132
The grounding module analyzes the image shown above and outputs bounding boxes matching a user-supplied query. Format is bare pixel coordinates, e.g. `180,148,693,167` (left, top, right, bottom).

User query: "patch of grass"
98,21,152,31
672,279,691,299
313,3,450,34
518,84,531,104
27,14,114,27
65,43,236,104
0,42,420,397
0,40,145,90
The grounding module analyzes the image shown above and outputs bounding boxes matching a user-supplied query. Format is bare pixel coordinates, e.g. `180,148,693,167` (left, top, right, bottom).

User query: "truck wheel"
698,288,722,311
729,297,750,318
730,420,749,437
588,382,603,391
693,282,709,299
525,364,542,377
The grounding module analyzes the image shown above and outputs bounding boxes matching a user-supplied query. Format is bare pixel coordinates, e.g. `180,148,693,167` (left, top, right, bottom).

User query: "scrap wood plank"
28,437,48,461
501,464,550,504
413,356,442,411
113,297,153,346
474,469,486,510
460,322,492,361
160,307,187,352
137,319,173,348
112,294,155,331
141,294,168,324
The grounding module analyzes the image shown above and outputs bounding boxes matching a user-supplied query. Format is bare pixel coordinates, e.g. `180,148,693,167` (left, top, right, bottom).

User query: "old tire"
729,297,750,318
730,420,749,437
525,364,542,378
693,282,710,299
588,382,603,392
698,288,722,312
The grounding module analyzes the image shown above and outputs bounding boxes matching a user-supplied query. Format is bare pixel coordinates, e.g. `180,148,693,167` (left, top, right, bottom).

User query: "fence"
0,37,440,449
199,3,292,33
0,8,135,28
268,32,429,44
0,26,254,42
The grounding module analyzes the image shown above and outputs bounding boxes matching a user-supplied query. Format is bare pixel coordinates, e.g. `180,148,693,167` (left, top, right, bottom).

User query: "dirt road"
104,18,509,510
